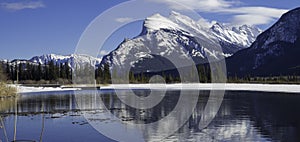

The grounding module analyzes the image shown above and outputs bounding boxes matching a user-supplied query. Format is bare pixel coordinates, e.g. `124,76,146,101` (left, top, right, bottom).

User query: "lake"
0,89,300,142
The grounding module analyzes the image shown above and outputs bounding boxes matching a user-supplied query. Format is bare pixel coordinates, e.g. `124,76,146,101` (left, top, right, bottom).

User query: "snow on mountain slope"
211,23,261,48
24,54,101,68
101,11,261,73
144,11,261,51
227,7,300,77
30,54,71,65
168,11,213,39
143,13,186,33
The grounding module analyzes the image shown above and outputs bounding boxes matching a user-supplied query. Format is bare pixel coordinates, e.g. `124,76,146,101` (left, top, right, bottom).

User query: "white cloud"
115,17,134,23
151,0,289,26
223,6,288,18
232,14,273,25
197,18,218,28
224,7,288,25
99,50,109,56
151,0,236,11
0,1,45,11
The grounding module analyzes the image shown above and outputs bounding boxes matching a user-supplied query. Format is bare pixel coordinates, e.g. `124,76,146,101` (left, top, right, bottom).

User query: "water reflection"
0,90,300,141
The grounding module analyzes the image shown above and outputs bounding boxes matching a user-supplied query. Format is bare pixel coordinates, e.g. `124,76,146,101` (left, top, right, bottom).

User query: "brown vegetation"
0,82,17,98
0,64,17,98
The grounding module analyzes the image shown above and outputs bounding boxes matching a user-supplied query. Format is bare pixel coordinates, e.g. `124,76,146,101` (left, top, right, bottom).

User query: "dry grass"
0,82,17,98
0,98,14,112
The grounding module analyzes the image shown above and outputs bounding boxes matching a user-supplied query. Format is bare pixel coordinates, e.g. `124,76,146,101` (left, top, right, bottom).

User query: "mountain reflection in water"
0,90,299,142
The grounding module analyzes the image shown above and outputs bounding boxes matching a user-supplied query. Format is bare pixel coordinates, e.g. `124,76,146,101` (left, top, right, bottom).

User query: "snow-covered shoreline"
9,83,300,94
9,85,81,93
100,83,300,93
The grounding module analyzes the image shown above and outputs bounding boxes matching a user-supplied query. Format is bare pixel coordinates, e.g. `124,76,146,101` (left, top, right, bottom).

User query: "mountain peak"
277,7,300,30
211,22,227,30
169,11,192,21
250,7,300,50
28,53,102,68
143,13,184,34
210,22,262,47
282,7,300,18
227,7,300,76
170,11,180,16
102,11,263,72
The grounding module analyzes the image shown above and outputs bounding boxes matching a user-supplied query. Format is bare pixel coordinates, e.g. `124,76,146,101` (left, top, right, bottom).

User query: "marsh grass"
0,98,15,112
0,82,17,98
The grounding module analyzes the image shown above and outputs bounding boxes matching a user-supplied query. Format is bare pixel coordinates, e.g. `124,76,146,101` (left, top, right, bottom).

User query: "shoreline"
9,84,81,94
100,83,300,93
11,83,300,94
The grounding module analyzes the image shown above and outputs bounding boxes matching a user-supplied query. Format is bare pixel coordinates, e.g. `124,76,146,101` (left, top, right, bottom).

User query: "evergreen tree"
25,62,33,80
18,63,23,81
96,67,104,84
44,60,49,80
48,60,57,81
67,64,71,80
141,72,145,83
129,71,135,83
5,61,11,80
10,65,15,81
0,62,7,82
13,64,18,81
55,63,60,79
59,63,64,79
103,63,111,84
168,74,173,83
36,63,42,81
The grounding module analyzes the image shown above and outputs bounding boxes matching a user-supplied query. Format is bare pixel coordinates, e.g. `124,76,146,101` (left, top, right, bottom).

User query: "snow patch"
101,83,300,93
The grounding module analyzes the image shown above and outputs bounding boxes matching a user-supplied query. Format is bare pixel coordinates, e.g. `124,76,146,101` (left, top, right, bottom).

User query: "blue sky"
0,0,299,60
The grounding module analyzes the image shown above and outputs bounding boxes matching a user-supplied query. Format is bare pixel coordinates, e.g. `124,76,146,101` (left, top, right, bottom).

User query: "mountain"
30,54,101,68
210,23,262,54
101,11,261,73
8,54,102,69
227,7,300,77
30,54,72,65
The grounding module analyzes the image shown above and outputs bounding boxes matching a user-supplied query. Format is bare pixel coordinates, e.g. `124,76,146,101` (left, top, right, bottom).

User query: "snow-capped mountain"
101,11,261,73
30,54,71,64
227,7,300,77
30,54,101,67
8,54,102,69
210,23,262,53
30,54,102,68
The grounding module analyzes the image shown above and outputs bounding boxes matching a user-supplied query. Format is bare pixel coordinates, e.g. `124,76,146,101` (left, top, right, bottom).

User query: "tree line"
0,63,6,82
2,60,300,85
1,61,113,85
2,60,72,84
0,61,214,84
94,64,213,84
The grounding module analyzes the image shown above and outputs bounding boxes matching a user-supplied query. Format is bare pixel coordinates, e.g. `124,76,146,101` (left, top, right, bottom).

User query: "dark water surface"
0,90,300,142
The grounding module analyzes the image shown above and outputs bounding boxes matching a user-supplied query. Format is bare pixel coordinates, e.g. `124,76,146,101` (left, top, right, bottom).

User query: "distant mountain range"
227,7,300,77
3,8,300,78
7,54,101,70
29,54,101,68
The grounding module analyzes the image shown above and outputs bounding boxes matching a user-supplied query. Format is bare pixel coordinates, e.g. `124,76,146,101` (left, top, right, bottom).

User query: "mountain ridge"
227,7,300,77
3,54,102,70
101,11,261,73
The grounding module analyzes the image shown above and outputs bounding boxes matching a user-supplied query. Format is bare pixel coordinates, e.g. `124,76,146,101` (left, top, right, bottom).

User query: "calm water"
0,90,300,142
